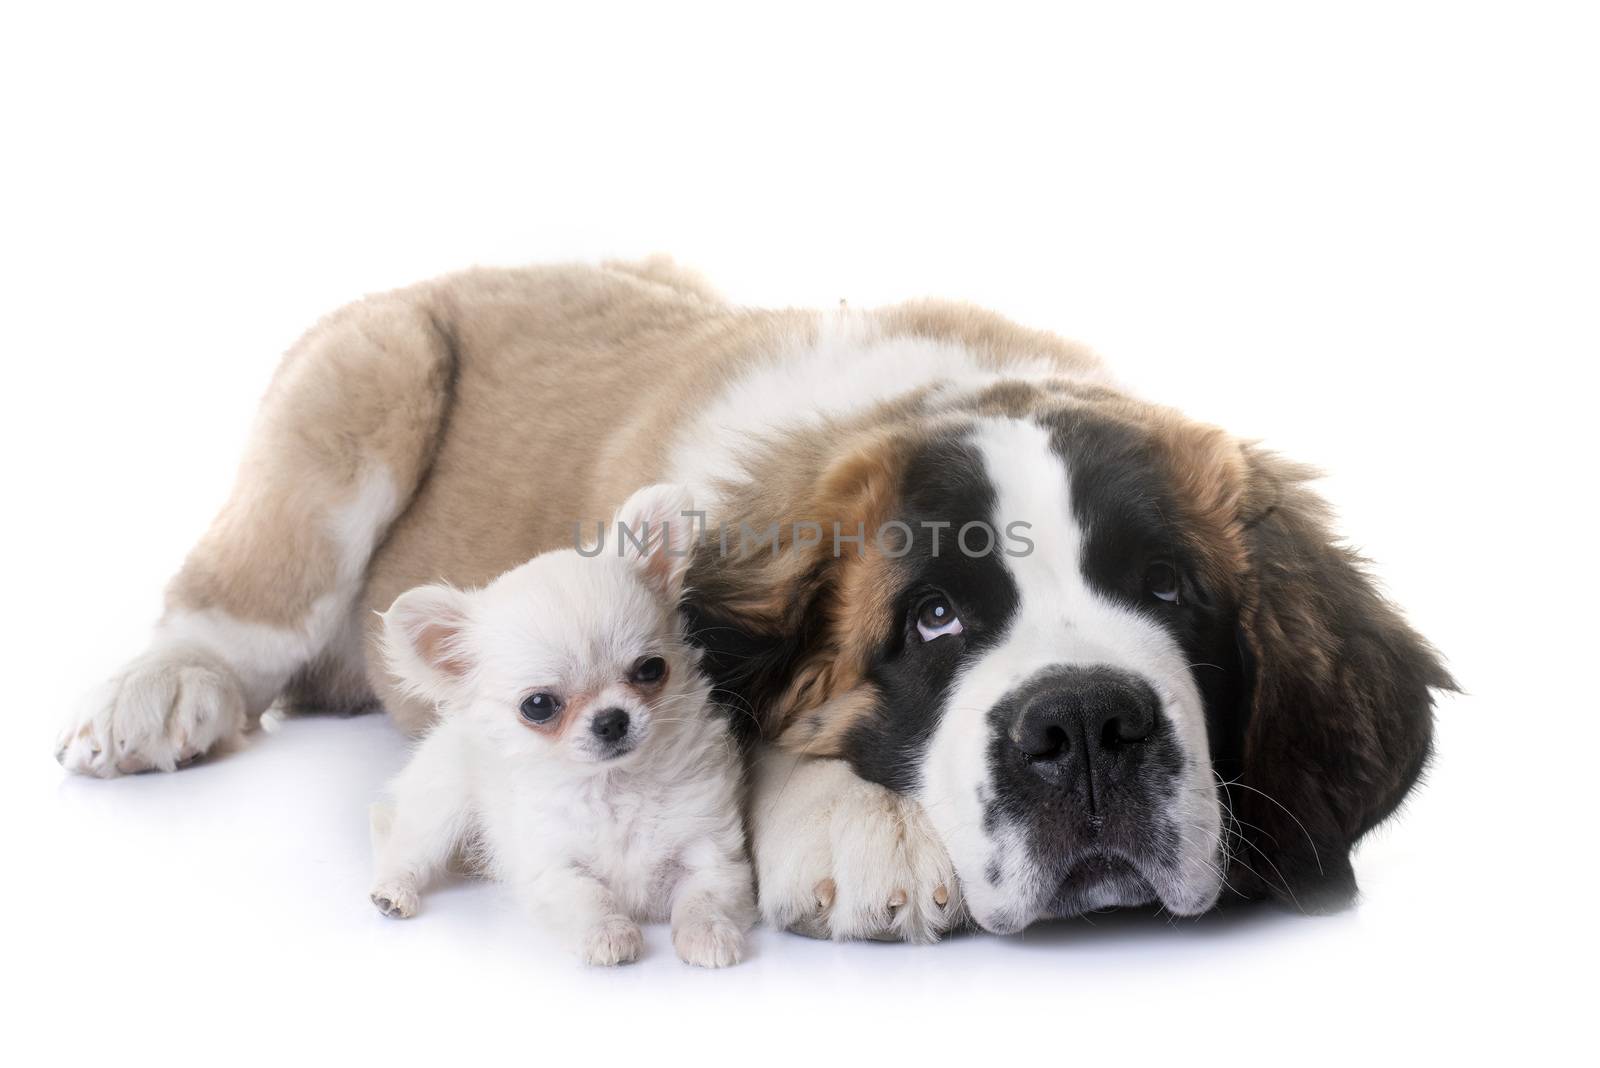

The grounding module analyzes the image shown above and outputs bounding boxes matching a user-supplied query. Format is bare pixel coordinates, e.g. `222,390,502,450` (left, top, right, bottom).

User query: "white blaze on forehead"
666,313,1072,515
913,416,1223,930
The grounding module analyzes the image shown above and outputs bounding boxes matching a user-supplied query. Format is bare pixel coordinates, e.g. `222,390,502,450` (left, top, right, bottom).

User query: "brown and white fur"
369,484,752,967
56,257,1452,940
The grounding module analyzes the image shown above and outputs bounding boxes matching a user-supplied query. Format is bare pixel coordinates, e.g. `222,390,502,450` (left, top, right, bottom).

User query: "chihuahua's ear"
381,583,474,700
615,483,698,602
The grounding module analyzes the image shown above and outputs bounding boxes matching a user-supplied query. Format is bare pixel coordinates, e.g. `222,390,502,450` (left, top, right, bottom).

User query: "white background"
3,2,1595,1064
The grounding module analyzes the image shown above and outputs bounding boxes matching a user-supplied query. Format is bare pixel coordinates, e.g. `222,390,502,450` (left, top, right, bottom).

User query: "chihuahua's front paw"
582,916,643,966
370,880,419,919
673,916,746,968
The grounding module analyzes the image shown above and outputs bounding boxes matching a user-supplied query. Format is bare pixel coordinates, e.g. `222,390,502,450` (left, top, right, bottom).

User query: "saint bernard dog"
56,257,1453,941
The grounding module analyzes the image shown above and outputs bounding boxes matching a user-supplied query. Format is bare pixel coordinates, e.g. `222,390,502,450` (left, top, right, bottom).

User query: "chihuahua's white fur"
369,484,754,967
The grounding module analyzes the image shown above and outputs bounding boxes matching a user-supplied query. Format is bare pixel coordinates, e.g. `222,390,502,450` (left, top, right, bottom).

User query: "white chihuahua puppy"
369,484,753,967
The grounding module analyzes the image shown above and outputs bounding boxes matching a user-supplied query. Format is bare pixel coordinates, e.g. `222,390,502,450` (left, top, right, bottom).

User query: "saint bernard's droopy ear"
683,431,907,748
1232,447,1455,913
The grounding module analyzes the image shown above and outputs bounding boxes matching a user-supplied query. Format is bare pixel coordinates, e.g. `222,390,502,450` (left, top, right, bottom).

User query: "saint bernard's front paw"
749,751,964,943
56,646,248,777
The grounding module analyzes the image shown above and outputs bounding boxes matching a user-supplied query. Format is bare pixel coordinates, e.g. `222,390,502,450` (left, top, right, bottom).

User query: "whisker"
1210,777,1323,876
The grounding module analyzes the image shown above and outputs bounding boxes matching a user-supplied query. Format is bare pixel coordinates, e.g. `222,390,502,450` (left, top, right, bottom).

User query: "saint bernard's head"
686,381,1453,931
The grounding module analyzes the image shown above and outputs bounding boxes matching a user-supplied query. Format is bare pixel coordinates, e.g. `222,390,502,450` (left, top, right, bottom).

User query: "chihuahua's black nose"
591,707,630,744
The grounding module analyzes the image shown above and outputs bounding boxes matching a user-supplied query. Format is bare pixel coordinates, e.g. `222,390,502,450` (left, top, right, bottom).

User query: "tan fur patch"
876,299,1103,377
694,424,918,742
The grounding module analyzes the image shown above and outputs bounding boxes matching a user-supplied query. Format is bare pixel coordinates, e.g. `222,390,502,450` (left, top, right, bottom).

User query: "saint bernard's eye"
519,692,562,723
915,595,964,642
1144,561,1181,604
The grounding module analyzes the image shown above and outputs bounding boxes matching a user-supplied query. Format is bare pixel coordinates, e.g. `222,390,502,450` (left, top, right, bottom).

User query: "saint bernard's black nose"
1012,667,1160,791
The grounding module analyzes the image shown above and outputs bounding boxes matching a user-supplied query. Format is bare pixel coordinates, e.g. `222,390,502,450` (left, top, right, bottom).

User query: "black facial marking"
839,433,1020,792
682,581,830,751
1039,411,1246,767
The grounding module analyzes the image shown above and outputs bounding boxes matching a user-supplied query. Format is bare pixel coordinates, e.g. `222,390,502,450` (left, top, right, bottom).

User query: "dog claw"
814,877,837,910
888,888,908,909
933,885,949,908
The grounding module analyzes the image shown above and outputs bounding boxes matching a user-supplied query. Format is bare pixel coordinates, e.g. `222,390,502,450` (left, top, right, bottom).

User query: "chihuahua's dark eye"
519,692,562,723
630,656,668,684
914,595,963,642
1144,561,1181,604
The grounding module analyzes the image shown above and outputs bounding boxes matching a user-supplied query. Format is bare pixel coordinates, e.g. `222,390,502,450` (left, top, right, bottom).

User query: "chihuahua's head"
382,484,705,771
